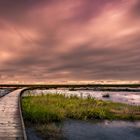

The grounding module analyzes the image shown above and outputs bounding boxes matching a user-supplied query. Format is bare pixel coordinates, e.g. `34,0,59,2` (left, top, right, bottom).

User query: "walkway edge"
19,89,28,140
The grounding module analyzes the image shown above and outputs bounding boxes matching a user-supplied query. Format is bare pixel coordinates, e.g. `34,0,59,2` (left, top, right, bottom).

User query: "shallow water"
26,120,140,140
26,128,43,140
25,89,140,105
0,88,14,97
62,120,140,140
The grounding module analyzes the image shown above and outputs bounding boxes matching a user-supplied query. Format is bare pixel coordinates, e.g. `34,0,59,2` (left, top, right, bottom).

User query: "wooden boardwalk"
0,89,26,140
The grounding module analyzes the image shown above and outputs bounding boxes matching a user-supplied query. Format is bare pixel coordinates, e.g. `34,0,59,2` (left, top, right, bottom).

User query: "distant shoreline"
1,83,140,88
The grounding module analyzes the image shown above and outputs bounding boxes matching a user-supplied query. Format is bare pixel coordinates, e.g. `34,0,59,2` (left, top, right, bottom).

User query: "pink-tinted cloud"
0,0,140,83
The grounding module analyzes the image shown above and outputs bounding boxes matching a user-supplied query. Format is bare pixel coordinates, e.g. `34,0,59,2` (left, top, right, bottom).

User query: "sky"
0,0,140,84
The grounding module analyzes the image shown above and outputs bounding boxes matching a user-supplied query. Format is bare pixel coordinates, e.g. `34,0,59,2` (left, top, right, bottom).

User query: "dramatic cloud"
0,0,140,83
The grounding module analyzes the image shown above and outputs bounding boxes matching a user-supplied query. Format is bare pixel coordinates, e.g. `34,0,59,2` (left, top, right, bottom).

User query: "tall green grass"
22,94,140,123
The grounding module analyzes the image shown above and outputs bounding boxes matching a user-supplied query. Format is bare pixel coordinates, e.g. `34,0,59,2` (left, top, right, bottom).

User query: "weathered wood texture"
0,89,24,140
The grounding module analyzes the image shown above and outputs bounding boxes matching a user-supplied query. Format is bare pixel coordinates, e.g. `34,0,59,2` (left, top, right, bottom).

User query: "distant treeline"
0,84,140,88
0,84,140,91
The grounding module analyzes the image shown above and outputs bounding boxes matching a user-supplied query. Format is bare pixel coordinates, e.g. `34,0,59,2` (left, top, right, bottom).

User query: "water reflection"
62,120,140,140
25,89,140,105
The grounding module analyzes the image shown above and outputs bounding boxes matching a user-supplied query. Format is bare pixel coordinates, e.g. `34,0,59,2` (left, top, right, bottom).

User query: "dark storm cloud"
0,0,121,24
46,43,140,80
0,0,46,16
0,0,140,83
130,0,140,17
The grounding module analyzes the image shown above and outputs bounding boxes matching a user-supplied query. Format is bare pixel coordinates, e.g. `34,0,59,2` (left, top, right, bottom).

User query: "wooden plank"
0,89,24,139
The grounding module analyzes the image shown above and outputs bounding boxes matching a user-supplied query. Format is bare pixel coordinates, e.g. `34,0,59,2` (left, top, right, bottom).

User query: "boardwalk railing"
19,89,28,140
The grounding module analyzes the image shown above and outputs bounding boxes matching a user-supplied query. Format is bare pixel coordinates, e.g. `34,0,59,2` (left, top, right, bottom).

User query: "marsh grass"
22,94,140,123
22,94,140,139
